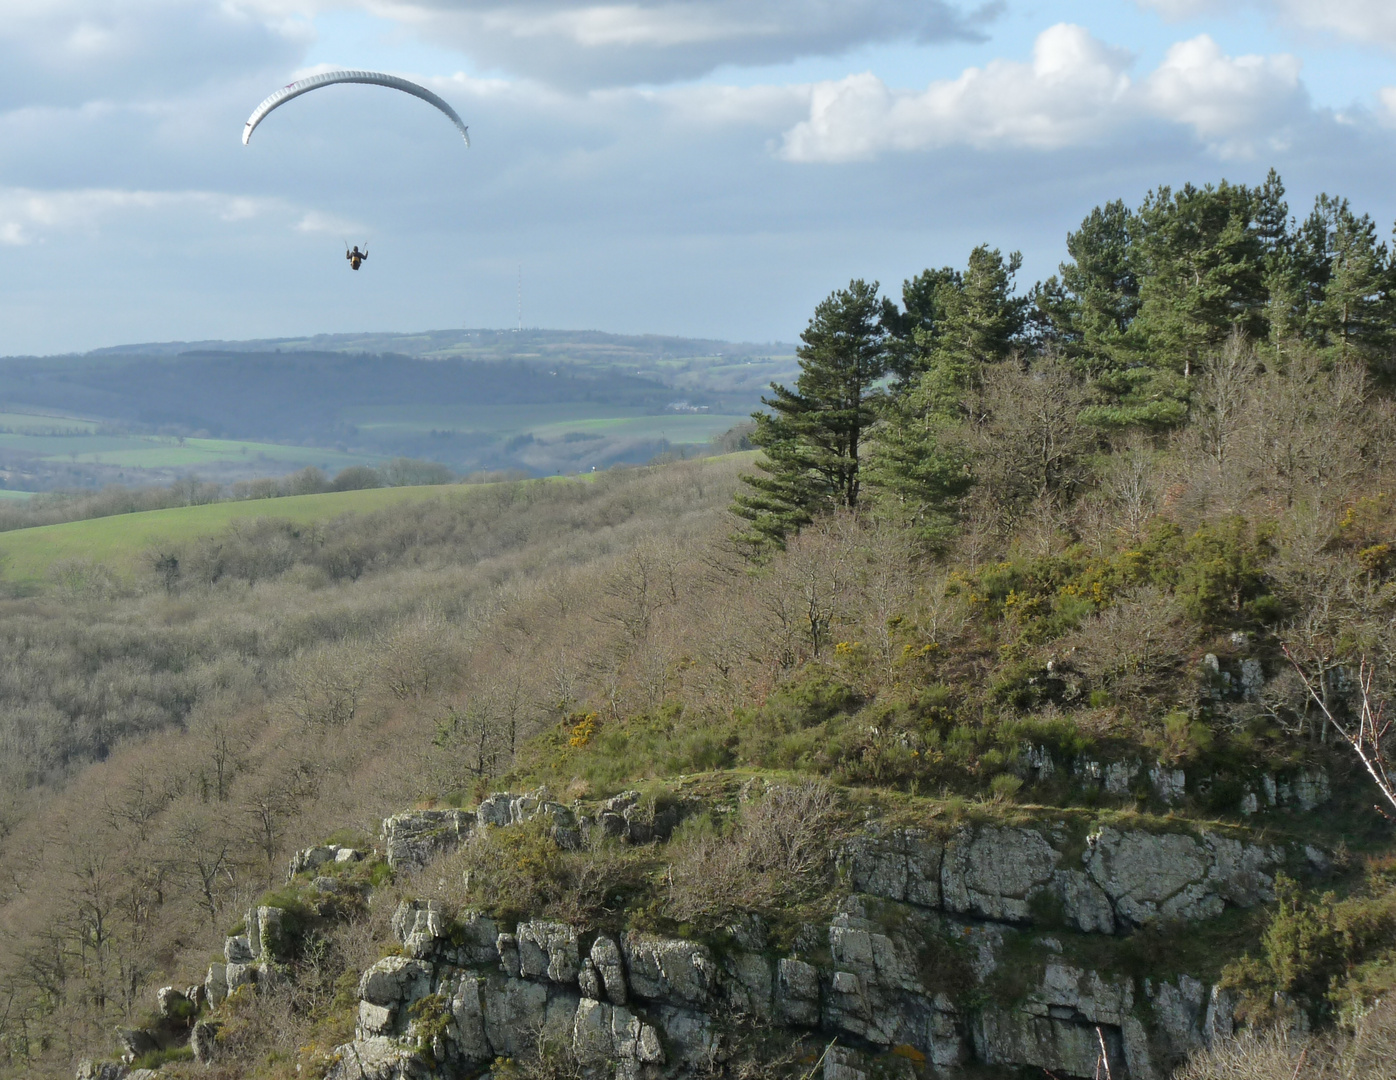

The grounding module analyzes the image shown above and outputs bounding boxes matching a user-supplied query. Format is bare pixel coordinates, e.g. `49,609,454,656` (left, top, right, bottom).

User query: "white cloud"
1143,34,1305,156
780,25,1311,163
332,0,1003,88
1137,0,1396,50
781,24,1131,162
0,0,306,110
0,186,310,245
1380,87,1396,124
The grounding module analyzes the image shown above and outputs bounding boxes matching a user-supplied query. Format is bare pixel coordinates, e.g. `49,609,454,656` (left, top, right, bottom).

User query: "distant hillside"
86,327,800,399
0,330,796,488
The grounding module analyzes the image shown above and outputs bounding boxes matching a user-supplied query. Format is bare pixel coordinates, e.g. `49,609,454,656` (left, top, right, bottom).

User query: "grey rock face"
76,1062,130,1080
578,958,603,1000
190,1019,220,1065
517,920,580,983
481,976,550,1055
572,998,665,1069
380,809,476,873
776,957,821,1026
599,789,682,845
1053,870,1116,934
358,956,432,1012
1085,827,1278,927
477,789,581,848
251,906,290,962
591,935,628,1004
449,910,501,966
224,934,253,965
824,912,926,1046
722,950,773,1021
444,973,491,1063
204,962,228,1008
942,826,1060,923
324,1036,430,1080
839,827,942,908
622,932,716,1006
496,932,520,977
1148,975,1208,1068
391,899,446,960
287,845,339,880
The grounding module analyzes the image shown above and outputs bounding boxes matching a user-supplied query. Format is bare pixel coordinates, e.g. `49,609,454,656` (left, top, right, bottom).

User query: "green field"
0,489,32,500
342,403,747,444
0,484,484,584
0,430,380,471
0,411,102,434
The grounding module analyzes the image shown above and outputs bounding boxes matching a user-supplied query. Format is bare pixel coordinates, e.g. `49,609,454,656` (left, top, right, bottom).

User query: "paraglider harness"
346,245,368,270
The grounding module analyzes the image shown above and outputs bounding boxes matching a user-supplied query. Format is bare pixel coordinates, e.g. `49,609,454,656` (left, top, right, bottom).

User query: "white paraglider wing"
243,70,469,146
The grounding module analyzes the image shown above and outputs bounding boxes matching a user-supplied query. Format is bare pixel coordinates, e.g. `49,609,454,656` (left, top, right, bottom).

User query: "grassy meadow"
0,482,491,584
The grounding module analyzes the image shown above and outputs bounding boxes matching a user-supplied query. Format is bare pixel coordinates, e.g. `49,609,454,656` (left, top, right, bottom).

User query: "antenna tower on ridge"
516,265,523,332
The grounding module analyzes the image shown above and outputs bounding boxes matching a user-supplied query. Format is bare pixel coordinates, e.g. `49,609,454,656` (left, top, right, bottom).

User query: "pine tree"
731,280,890,551
863,246,1022,544
1049,199,1141,372
1294,195,1392,362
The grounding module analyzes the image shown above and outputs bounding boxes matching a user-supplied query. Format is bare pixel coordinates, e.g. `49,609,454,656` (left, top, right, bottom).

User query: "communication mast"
516,265,523,332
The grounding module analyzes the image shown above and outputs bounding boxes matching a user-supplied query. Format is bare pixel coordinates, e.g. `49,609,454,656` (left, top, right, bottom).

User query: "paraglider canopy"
243,70,470,146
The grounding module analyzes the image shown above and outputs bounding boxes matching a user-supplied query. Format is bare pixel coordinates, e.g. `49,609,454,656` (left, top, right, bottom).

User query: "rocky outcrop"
153,793,1320,1080
288,843,362,880
381,790,595,873
381,809,477,873
839,821,1282,935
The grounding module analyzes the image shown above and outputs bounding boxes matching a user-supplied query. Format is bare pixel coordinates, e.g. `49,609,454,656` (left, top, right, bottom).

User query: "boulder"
225,962,257,994
115,1028,158,1063
155,986,191,1022
381,809,476,873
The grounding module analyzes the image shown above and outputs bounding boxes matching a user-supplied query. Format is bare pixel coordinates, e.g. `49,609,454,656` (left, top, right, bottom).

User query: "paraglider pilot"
346,245,368,270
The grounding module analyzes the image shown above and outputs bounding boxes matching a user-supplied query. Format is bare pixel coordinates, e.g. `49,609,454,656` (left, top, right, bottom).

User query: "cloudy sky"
3,0,1396,355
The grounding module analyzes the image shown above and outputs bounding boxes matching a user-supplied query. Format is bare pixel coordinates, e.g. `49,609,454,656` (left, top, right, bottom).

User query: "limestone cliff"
79,777,1337,1080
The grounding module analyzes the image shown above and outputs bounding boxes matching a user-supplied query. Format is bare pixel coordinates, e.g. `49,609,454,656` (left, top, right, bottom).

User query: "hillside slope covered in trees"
3,171,1396,1079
